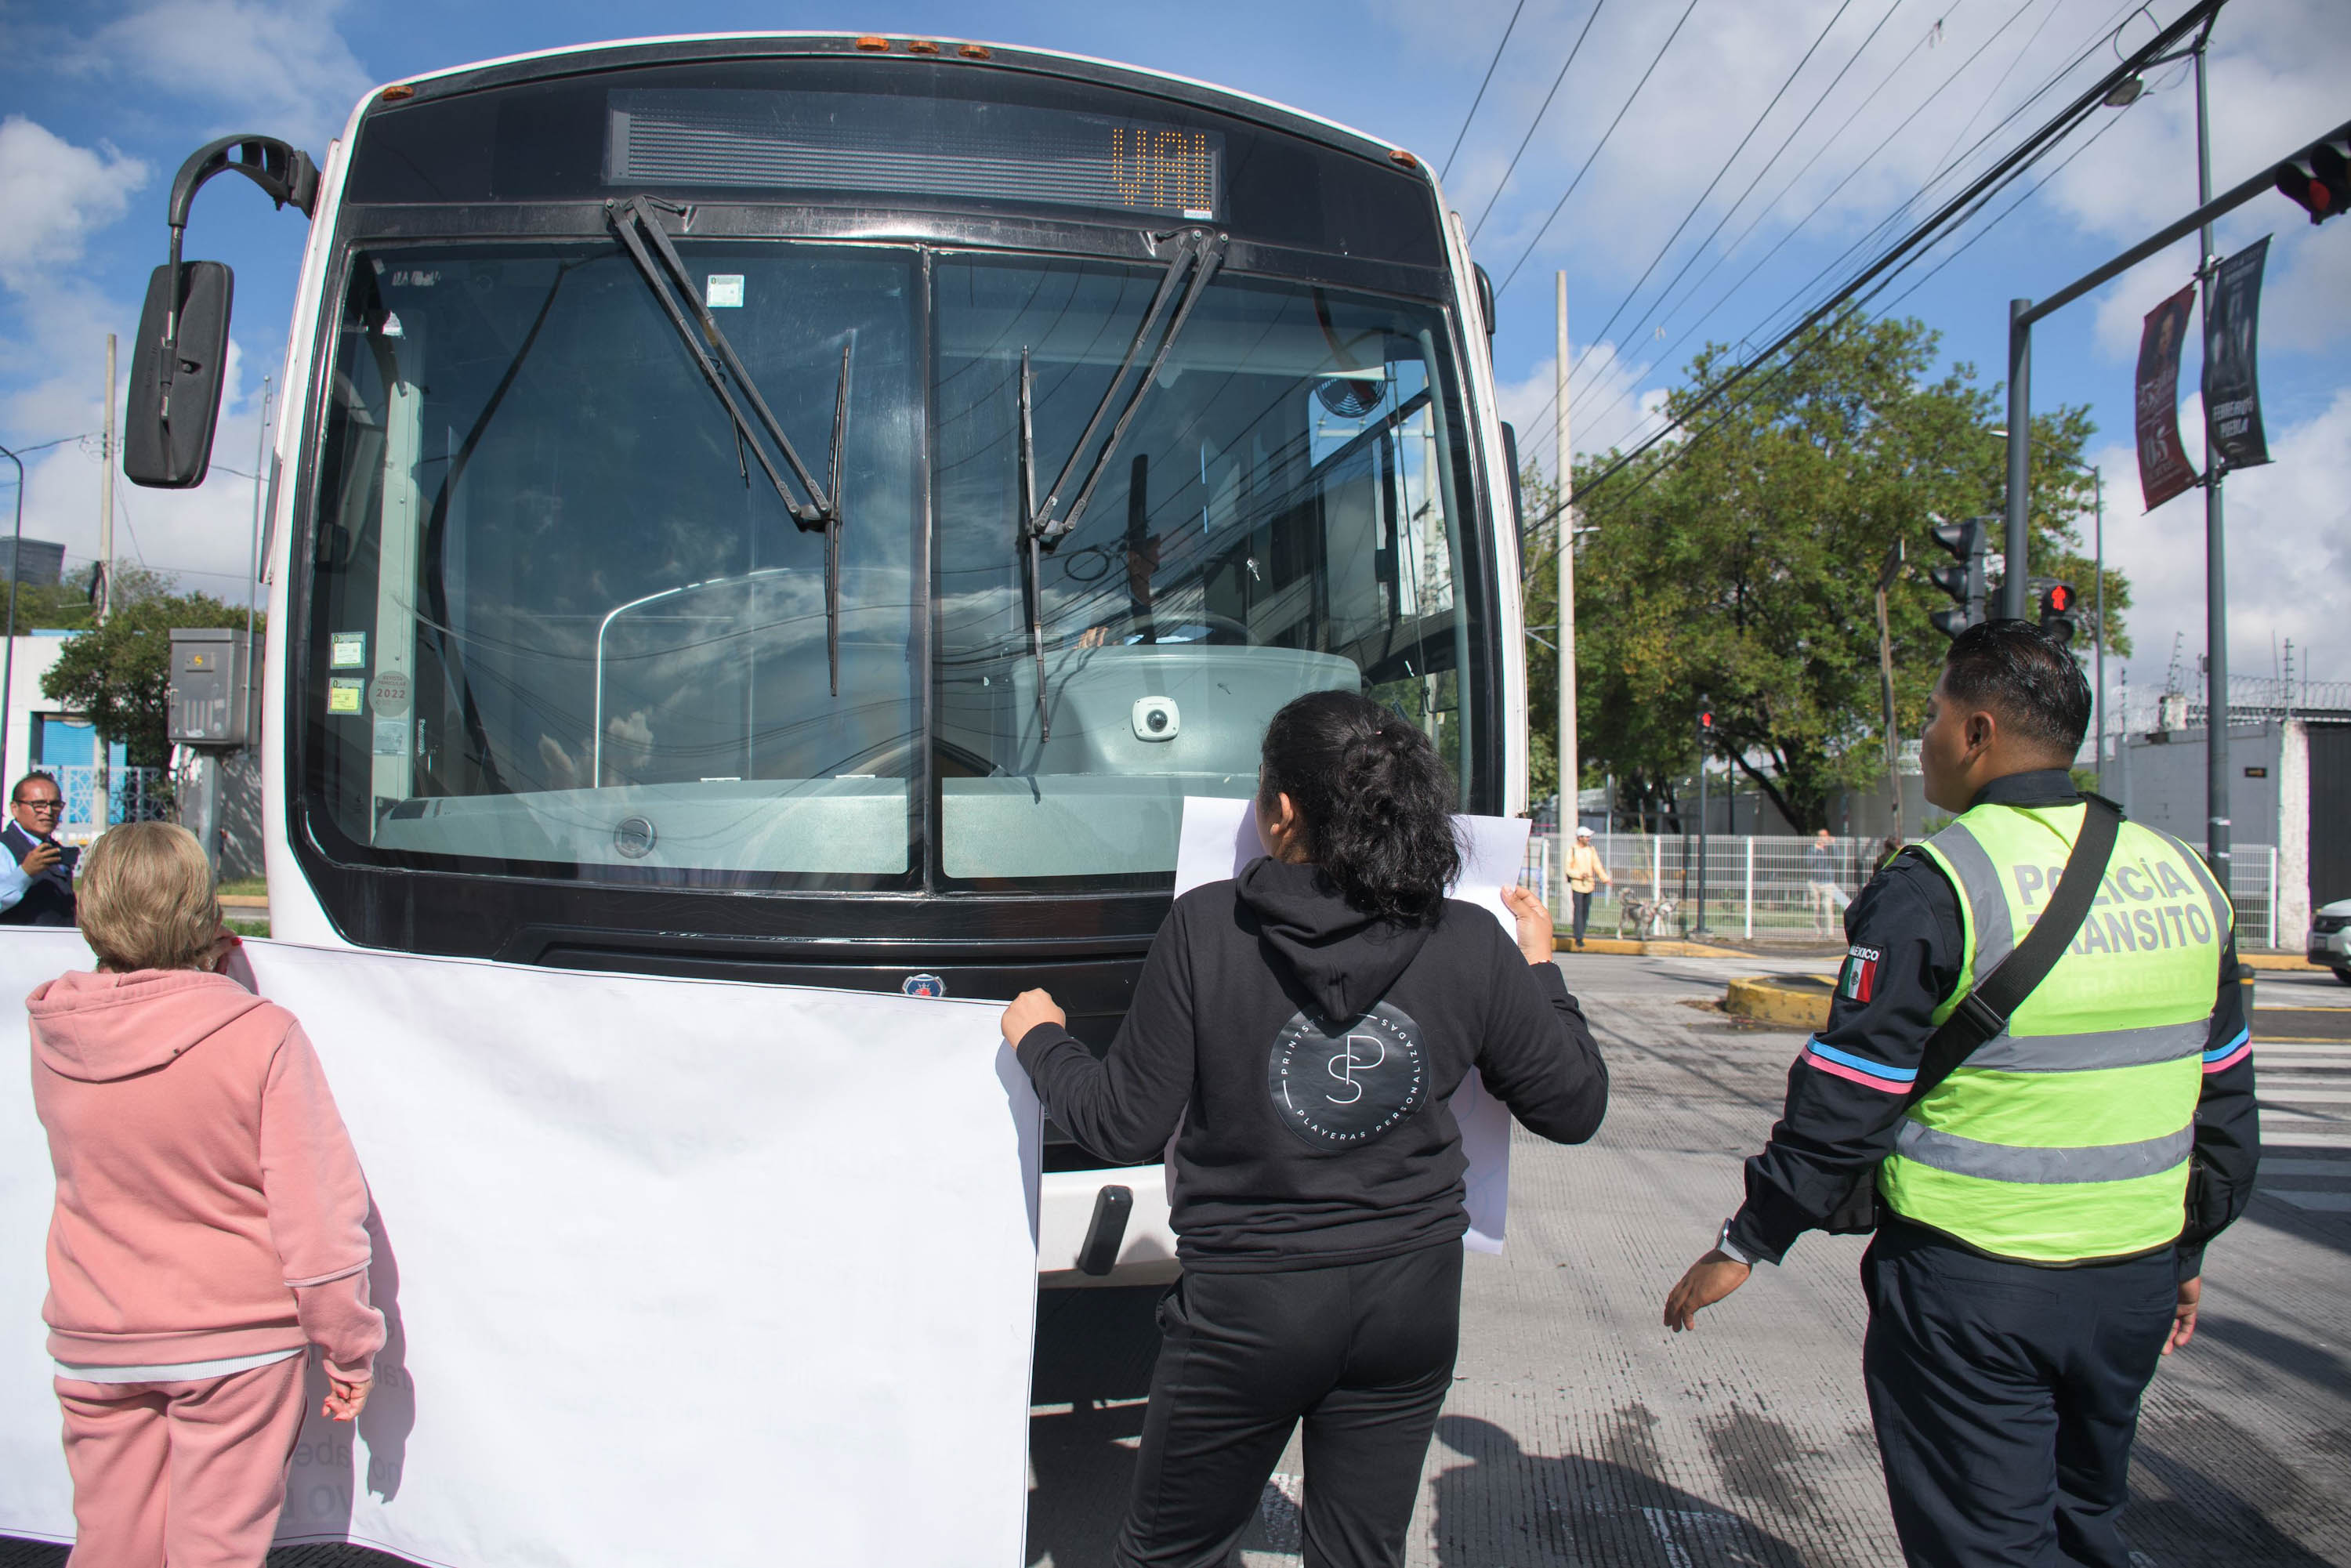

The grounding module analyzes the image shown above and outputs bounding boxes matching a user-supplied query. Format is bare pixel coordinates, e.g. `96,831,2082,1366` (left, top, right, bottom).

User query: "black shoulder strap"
1909,794,2123,1104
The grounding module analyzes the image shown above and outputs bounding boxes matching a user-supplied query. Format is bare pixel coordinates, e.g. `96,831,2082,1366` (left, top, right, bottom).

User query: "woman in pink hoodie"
28,821,383,1568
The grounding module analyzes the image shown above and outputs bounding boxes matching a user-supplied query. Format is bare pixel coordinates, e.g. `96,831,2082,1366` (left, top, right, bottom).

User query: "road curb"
1723,975,1833,1030
2243,951,2331,972
1556,933,1753,958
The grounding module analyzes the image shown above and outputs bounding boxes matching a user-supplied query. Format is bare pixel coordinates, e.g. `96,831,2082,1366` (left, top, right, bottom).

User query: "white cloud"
78,0,375,148
1494,343,1671,476
2096,387,2351,685
0,118,148,293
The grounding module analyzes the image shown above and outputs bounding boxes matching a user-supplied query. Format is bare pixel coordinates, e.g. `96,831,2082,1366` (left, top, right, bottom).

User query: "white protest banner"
0,930,1039,1566
1172,798,1531,1251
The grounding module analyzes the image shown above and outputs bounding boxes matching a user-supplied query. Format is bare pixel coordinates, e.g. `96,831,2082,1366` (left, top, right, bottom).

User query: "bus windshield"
302,240,1482,891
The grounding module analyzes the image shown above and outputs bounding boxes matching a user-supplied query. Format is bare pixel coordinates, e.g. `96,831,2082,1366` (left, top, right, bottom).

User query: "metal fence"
53,765,170,839
1522,829,2282,949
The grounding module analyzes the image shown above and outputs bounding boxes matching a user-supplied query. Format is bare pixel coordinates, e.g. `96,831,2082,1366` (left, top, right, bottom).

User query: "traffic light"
1927,517,1991,639
2274,134,2350,225
2031,577,2079,646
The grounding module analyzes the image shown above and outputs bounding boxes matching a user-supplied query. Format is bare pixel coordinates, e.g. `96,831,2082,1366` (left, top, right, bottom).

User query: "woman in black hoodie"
1001,690,1609,1568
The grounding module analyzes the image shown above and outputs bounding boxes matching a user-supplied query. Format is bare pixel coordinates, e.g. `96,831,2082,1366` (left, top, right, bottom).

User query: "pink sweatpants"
55,1354,310,1568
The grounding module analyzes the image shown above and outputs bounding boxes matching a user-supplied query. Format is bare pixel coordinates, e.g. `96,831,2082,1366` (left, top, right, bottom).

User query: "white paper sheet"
0,931,1039,1566
1172,798,1531,1251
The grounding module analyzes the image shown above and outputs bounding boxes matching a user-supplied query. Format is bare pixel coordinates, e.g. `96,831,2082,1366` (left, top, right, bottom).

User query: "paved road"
5,954,2344,1568
1030,951,2351,1567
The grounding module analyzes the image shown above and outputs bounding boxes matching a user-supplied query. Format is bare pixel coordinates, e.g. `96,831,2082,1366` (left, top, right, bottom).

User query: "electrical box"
168,628,263,748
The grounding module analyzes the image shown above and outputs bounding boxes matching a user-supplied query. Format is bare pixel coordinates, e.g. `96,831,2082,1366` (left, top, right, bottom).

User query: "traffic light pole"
2195,38,2231,885
1998,111,2351,607
2002,300,2031,621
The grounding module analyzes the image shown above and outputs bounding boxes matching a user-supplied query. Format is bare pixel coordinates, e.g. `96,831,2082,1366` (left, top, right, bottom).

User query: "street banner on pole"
2135,283,2201,511
0,931,1041,1567
2204,235,2272,470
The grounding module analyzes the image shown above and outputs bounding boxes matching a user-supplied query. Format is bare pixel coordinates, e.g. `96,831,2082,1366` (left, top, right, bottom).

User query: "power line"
1583,0,1912,386
1441,0,1531,179
1531,0,2139,467
1565,0,1864,391
1516,0,2220,554
1491,0,1703,296
1508,0,1968,469
1465,0,1611,244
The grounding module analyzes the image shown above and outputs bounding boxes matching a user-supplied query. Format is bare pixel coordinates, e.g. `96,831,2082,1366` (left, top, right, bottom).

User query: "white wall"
0,632,74,792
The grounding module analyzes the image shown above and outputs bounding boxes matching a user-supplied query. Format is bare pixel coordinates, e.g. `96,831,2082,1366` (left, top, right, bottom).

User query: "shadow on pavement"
1027,1285,1165,1567
1430,1413,1806,1567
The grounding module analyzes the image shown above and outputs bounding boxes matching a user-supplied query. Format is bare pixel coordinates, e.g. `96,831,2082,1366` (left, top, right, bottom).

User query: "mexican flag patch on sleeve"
1838,946,1880,1003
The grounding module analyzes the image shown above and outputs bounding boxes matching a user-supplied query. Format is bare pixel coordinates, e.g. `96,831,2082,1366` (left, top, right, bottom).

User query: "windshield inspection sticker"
327,678,364,715
705,274,744,309
331,632,367,668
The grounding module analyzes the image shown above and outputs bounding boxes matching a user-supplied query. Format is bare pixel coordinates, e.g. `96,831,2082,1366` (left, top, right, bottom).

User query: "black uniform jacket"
1724,770,2260,1276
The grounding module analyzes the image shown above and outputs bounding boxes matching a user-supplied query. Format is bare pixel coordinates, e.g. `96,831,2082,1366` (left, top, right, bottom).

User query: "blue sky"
2,0,2345,690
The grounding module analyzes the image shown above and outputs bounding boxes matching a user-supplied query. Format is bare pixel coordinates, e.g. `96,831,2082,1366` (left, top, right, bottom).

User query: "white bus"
126,31,1530,1285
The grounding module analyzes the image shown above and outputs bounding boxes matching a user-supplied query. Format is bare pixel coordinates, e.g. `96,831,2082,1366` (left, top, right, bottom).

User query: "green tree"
0,561,176,636
39,579,261,767
1536,314,2125,833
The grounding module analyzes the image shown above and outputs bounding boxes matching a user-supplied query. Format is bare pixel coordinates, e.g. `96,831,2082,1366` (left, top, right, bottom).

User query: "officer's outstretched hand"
1664,1250,1751,1332
2162,1276,2201,1355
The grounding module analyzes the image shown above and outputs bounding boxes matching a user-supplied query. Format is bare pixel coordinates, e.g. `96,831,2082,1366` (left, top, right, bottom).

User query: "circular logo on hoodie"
1266,1001,1427,1150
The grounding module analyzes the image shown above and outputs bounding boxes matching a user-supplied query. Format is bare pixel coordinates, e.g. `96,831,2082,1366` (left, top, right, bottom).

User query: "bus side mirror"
125,260,234,489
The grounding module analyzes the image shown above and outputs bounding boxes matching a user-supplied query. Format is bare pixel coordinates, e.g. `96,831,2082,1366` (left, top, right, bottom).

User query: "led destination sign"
607,89,1223,221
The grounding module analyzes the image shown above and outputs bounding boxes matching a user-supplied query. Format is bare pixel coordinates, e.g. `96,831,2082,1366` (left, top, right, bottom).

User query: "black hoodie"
1016,858,1610,1271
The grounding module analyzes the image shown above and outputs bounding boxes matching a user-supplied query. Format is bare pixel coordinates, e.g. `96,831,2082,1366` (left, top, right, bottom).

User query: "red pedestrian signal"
2031,578,2080,646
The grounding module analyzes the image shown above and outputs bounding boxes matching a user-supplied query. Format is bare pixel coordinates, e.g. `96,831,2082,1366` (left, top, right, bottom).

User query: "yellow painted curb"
219,894,267,910
1554,932,1754,959
1724,976,1833,1030
2242,951,2328,972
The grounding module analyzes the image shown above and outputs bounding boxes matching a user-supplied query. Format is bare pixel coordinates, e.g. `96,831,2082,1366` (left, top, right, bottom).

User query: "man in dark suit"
0,772,76,925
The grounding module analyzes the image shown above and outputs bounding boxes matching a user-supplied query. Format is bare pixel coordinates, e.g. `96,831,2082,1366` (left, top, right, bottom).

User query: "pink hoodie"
28,969,384,1381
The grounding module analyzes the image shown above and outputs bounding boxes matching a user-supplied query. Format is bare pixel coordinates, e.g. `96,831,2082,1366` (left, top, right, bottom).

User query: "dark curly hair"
1257,690,1462,923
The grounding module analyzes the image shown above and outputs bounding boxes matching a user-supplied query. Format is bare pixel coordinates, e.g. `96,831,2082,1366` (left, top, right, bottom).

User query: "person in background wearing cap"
1563,824,1611,951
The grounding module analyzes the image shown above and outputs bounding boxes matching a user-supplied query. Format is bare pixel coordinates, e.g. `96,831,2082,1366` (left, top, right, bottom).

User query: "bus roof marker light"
854,35,890,51
380,84,415,102
958,45,991,60
907,40,941,55
1389,149,1418,170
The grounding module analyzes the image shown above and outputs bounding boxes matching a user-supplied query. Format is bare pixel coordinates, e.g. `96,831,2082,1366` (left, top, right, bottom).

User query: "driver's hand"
1078,627,1110,649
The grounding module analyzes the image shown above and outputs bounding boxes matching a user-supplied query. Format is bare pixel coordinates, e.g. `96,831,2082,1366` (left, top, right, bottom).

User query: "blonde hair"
77,822,222,973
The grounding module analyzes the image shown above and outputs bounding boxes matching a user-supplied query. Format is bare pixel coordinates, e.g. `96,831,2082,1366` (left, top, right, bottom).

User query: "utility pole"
2093,467,2106,796
1555,271,1579,907
97,332,116,625
0,440,21,790
2194,35,2231,884
1875,538,1906,846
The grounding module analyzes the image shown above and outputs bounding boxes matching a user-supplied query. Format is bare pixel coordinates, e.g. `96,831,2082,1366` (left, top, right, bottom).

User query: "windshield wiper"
1016,228,1225,741
605,196,853,695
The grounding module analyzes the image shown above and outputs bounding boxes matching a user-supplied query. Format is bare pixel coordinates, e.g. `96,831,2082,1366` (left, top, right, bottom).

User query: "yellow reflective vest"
1878,800,2230,1263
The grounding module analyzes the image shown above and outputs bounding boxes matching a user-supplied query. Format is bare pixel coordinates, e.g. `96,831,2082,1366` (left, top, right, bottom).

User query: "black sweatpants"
1117,1241,1462,1568
1861,1219,2178,1568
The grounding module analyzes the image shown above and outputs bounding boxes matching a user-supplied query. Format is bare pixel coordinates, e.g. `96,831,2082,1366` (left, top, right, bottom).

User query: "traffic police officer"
1663,620,2259,1567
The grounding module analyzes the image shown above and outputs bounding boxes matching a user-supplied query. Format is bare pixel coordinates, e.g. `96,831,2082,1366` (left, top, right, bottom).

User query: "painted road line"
2262,1190,2351,1212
